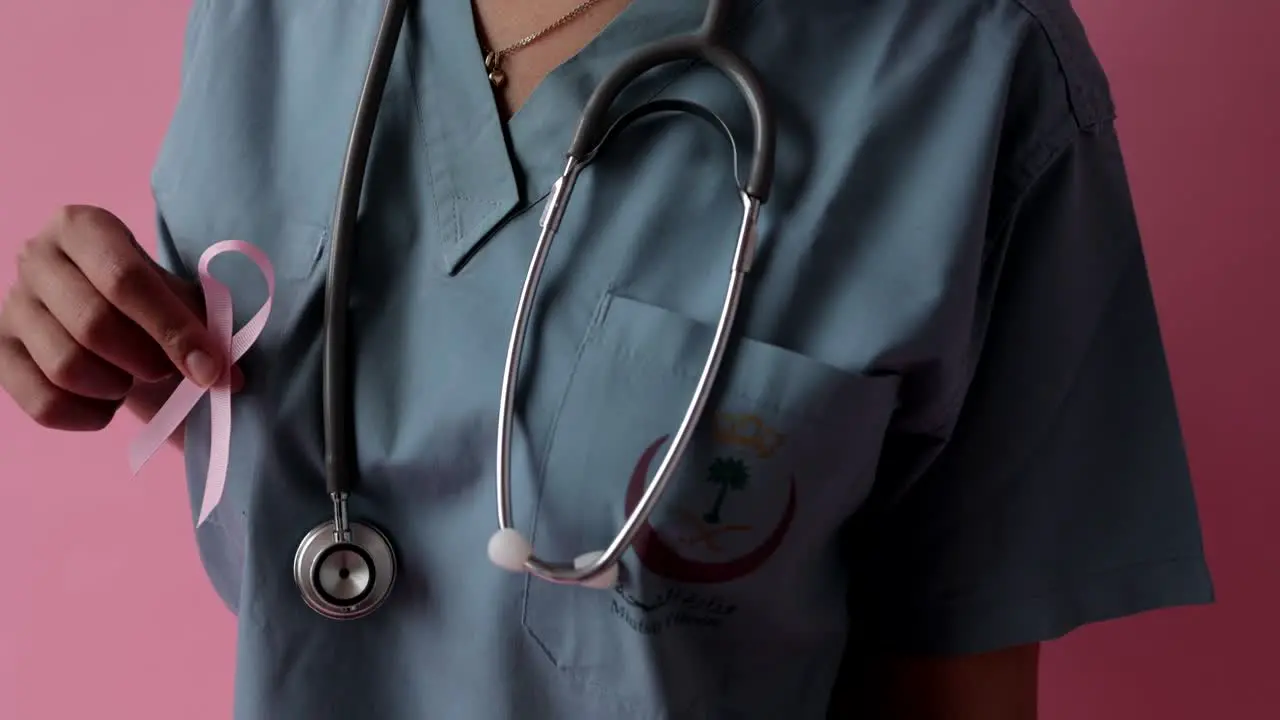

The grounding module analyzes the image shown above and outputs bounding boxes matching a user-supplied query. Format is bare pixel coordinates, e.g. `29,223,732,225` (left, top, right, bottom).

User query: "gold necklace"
481,0,610,87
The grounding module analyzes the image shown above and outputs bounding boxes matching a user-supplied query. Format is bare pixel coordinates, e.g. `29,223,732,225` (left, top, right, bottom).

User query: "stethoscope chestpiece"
294,518,397,620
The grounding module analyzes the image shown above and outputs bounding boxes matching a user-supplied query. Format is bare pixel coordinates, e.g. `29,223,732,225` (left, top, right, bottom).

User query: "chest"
154,0,1015,493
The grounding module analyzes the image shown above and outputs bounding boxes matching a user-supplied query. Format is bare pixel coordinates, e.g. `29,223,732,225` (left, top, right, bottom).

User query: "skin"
0,2,1039,717
472,0,635,116
0,206,241,445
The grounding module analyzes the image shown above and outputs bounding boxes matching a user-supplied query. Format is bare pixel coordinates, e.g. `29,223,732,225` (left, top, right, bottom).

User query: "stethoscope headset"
295,0,776,620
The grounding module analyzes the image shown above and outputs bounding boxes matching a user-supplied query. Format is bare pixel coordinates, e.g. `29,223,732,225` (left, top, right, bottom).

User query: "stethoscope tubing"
495,0,775,585
307,0,776,608
323,0,410,501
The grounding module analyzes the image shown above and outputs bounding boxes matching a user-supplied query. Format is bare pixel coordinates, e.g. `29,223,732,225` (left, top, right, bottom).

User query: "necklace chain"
482,0,609,87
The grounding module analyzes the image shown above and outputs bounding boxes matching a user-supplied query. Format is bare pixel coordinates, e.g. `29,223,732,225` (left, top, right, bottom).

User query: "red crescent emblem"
624,435,796,584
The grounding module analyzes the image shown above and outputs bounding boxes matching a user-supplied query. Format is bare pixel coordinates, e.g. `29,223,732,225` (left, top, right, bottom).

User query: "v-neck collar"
408,0,716,274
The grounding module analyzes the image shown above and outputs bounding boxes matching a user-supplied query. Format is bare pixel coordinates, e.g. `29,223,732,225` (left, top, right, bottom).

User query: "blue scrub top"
151,0,1213,717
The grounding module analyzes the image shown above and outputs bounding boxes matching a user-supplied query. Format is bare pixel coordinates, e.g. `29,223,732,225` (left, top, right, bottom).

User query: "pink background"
0,2,1275,718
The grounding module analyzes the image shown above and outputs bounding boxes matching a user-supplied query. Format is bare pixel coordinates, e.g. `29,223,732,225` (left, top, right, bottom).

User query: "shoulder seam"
987,119,1109,259
1010,0,1117,130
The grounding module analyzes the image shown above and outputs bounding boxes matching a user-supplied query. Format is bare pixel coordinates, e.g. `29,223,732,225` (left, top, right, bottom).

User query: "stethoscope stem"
331,492,352,543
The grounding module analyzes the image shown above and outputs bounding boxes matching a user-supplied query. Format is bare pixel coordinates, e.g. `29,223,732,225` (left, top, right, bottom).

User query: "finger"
3,287,133,400
132,235,207,313
54,207,224,387
0,336,119,431
18,239,173,382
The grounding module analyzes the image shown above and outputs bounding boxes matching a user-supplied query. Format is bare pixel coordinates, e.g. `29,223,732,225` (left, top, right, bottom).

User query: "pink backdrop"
0,2,1274,718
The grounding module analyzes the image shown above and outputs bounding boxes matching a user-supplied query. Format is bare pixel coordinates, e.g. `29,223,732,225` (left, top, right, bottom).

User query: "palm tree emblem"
702,457,750,525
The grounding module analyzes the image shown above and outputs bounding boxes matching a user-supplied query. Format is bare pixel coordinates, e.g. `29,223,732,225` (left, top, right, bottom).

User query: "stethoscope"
293,0,776,620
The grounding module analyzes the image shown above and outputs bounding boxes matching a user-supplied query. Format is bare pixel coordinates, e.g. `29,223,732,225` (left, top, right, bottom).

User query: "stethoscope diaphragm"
293,514,397,620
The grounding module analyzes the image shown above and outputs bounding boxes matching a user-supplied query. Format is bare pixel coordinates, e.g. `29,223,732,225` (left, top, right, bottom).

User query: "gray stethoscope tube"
294,0,408,620
294,0,776,620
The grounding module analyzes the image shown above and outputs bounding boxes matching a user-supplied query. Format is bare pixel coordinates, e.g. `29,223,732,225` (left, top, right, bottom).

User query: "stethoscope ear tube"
492,52,772,585
492,2,775,589
490,185,762,587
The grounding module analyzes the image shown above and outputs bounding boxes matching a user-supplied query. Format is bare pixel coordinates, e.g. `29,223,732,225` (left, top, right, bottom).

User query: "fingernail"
185,350,222,388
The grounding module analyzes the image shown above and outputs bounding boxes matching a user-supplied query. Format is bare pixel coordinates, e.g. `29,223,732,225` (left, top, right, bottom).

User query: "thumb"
166,273,244,392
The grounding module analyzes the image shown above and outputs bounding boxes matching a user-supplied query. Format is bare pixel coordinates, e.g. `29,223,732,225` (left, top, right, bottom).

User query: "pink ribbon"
129,240,275,526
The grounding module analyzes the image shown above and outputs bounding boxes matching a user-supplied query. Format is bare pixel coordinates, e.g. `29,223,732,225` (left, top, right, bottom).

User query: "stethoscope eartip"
487,531,618,589
488,527,533,572
572,550,618,590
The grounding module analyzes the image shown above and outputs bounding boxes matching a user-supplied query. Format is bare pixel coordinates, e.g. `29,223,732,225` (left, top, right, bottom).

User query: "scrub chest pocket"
523,292,900,713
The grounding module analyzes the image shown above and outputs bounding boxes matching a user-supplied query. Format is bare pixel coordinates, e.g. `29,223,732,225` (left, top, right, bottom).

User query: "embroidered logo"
611,414,796,635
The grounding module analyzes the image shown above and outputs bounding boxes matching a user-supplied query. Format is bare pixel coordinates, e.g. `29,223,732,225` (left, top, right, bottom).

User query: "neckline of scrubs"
409,0,712,274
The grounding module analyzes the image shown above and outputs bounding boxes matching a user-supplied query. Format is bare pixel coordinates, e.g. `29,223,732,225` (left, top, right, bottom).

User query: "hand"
0,205,232,431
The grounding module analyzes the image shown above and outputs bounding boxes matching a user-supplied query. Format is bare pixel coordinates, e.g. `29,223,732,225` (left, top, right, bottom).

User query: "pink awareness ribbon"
129,240,275,526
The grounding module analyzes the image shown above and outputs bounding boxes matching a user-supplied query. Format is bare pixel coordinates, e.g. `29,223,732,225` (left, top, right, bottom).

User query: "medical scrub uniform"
150,0,1213,717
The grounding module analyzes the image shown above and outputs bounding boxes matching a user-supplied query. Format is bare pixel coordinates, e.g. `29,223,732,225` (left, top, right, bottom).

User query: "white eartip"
488,528,532,573
573,551,618,590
